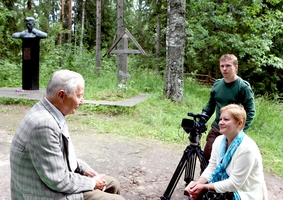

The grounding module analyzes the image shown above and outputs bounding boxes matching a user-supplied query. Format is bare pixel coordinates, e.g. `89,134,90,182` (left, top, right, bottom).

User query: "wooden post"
96,0,101,74
121,34,128,85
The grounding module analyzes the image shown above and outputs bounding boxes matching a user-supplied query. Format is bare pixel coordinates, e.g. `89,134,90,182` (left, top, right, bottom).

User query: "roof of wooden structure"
104,28,147,56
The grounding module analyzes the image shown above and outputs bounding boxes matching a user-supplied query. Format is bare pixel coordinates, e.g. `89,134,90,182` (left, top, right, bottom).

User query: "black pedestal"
21,38,40,90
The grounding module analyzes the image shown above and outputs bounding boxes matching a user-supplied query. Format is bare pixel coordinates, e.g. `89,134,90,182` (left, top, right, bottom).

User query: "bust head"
25,17,36,32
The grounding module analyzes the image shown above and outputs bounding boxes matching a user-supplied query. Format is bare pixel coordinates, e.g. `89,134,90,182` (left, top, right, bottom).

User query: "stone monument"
12,17,47,90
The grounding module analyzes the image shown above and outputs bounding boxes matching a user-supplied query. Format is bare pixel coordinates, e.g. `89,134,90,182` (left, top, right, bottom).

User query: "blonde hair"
220,54,238,66
220,104,246,129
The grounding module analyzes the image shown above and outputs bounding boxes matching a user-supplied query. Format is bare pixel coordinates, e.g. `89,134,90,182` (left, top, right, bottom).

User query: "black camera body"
181,112,209,145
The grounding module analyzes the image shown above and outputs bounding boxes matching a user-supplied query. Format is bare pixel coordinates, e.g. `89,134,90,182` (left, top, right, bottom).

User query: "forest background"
0,0,283,176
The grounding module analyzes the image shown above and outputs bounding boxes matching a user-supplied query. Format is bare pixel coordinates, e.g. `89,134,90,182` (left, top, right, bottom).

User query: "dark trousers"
203,125,222,161
196,190,235,200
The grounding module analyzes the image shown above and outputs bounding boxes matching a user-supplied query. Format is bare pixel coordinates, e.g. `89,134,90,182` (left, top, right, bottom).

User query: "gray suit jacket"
10,98,94,199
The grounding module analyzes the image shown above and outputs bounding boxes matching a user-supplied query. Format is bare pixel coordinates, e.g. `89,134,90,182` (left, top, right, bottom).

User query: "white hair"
46,70,85,98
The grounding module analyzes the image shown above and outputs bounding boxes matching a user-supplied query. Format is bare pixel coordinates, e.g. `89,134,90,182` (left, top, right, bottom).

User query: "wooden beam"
110,50,142,54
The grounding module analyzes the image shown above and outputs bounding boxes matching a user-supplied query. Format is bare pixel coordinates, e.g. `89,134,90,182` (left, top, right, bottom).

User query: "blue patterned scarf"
210,130,245,200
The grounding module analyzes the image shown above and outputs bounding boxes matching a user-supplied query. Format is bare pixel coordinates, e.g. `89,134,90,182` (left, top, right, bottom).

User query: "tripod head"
181,112,208,145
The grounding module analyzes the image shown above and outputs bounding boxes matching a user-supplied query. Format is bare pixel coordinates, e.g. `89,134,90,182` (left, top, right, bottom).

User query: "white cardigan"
201,135,268,200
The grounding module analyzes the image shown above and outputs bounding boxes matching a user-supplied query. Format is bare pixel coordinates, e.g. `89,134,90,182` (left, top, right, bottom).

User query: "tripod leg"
160,145,194,200
184,153,197,184
195,146,208,173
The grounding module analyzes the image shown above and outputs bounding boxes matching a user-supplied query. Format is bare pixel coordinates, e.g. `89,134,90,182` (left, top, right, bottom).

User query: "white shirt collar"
44,97,66,127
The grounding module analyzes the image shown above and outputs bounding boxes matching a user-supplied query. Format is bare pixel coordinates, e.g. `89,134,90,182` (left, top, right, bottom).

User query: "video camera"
181,112,209,144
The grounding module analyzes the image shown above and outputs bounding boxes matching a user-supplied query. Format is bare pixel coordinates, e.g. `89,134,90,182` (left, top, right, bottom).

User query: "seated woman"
185,104,267,200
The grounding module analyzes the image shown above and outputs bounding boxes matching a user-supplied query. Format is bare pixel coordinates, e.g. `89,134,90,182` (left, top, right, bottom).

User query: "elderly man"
10,70,125,200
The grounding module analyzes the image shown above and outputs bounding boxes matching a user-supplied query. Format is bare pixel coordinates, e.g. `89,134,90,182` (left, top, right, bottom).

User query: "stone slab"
0,88,148,107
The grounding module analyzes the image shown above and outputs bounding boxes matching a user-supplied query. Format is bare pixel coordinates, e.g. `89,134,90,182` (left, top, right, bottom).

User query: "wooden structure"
104,29,147,86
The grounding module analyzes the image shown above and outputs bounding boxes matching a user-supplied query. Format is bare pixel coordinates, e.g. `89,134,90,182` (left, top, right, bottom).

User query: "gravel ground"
0,105,282,200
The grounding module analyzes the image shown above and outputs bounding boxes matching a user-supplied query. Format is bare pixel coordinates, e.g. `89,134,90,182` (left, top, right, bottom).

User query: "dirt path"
0,105,282,200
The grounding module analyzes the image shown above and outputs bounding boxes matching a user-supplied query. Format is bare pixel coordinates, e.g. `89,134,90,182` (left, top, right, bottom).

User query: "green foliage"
0,2,20,60
0,97,36,106
0,59,21,87
134,0,167,71
250,96,283,175
2,0,283,98
80,104,131,116
185,0,283,97
82,57,163,101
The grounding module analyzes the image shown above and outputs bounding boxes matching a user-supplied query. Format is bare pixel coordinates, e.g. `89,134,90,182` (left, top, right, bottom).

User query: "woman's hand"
185,181,206,200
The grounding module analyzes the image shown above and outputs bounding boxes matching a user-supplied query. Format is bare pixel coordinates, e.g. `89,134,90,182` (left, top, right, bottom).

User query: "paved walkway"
0,88,148,107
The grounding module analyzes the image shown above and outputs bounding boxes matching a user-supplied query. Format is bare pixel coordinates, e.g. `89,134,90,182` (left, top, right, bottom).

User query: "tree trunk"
58,0,64,45
156,0,161,72
96,0,101,75
27,0,32,10
117,0,124,86
164,0,186,102
80,0,86,54
68,0,72,43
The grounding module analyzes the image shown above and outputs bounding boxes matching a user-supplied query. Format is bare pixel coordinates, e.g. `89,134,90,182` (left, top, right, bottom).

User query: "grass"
77,69,283,177
249,97,283,175
1,64,283,177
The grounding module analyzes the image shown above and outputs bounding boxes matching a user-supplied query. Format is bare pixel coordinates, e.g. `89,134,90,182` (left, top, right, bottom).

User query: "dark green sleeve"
241,81,256,131
203,80,221,118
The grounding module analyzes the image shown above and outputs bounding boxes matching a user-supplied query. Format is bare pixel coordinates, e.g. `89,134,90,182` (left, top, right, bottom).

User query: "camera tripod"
160,133,208,200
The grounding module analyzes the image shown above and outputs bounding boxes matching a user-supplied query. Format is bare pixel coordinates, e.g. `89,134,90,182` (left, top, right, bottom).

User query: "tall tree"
58,0,64,45
96,0,101,74
68,0,72,43
164,0,186,102
156,0,162,72
27,0,32,10
80,0,86,54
